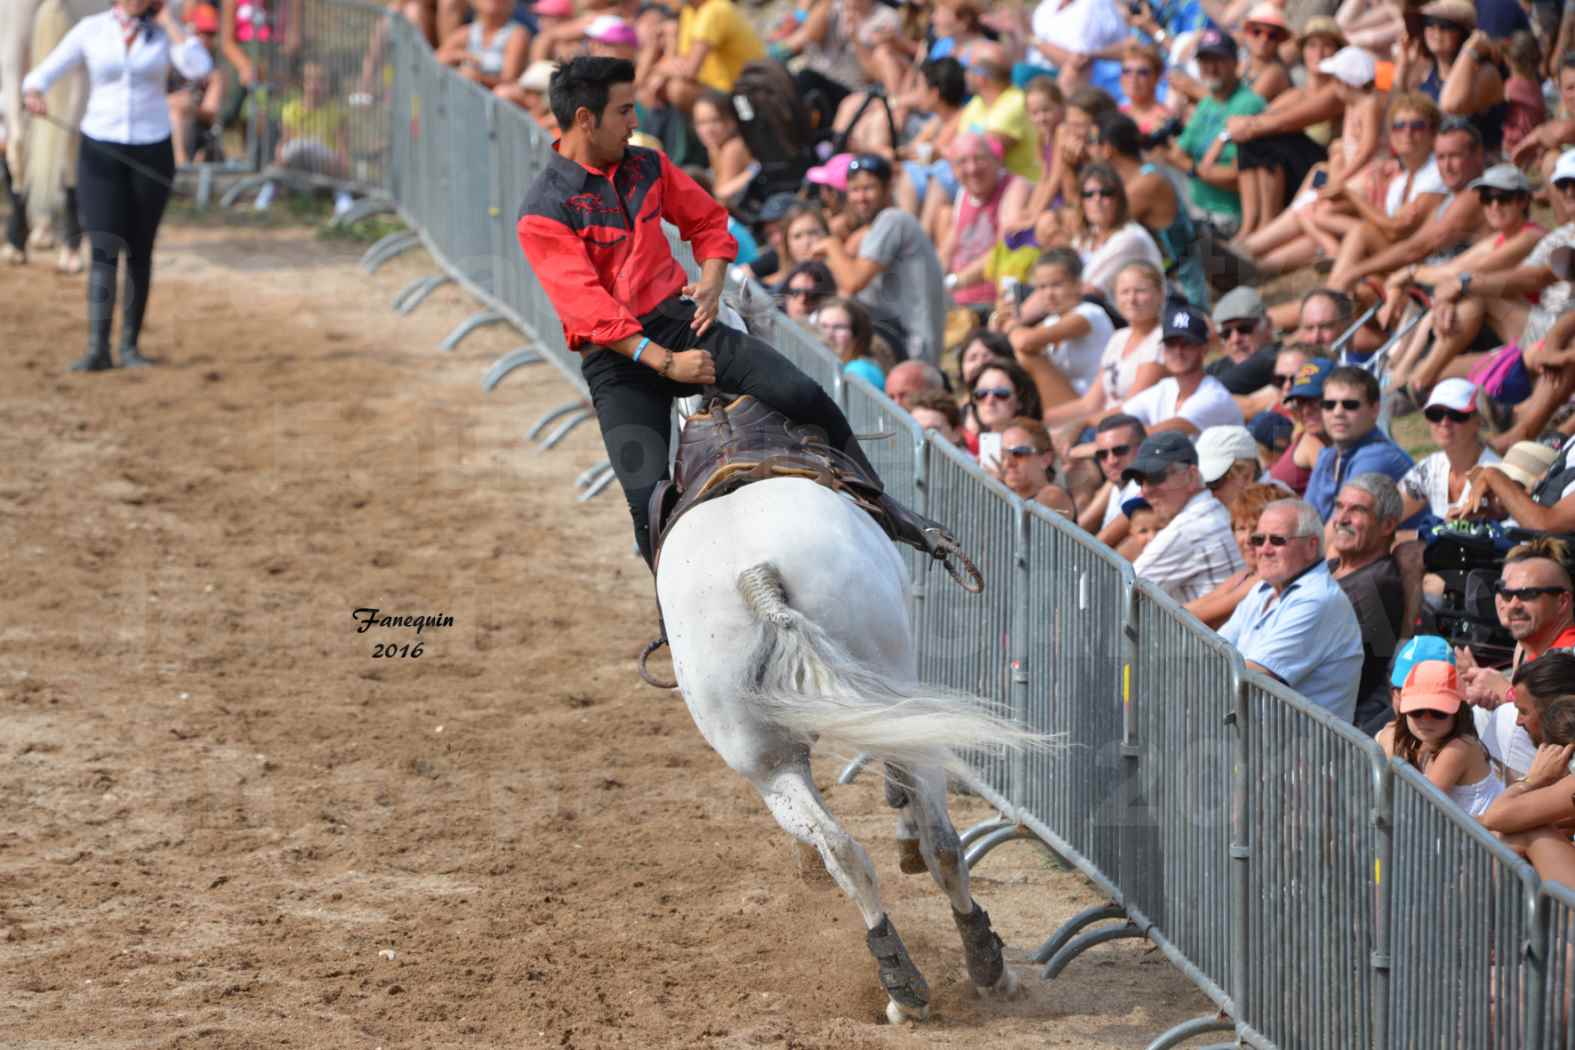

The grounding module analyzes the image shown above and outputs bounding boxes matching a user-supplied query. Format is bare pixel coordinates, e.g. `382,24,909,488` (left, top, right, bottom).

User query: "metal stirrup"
927,530,984,594
639,634,677,689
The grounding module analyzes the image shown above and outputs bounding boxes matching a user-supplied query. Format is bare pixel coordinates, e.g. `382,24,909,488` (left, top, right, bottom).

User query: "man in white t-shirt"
1121,303,1244,436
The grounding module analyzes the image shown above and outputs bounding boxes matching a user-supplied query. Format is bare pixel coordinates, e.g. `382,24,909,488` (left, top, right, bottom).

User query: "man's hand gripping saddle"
638,394,984,687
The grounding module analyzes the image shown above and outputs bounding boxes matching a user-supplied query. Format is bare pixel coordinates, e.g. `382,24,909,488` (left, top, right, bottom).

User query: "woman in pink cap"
1240,3,1292,104
1377,660,1503,816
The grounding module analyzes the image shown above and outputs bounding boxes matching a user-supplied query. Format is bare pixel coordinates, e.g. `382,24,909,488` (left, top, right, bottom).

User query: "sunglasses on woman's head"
1480,189,1528,206
1424,406,1472,424
1082,186,1118,200
1322,398,1364,411
1391,118,1429,133
1093,443,1134,462
974,386,1015,401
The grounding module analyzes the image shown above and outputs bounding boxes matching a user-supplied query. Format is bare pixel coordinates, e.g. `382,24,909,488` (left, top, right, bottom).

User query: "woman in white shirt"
1398,378,1500,523
1071,163,1163,304
23,0,212,372
1040,259,1167,438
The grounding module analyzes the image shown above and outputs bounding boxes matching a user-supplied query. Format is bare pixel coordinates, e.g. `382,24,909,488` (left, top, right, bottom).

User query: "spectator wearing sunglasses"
1123,431,1245,603
1456,539,1575,713
1205,286,1277,399
985,416,1077,518
1328,474,1408,733
1303,366,1414,521
1078,412,1146,537
1382,164,1543,403
1378,661,1503,815
1399,2,1507,154
778,260,836,324
1398,379,1500,522
1219,498,1363,722
961,359,1043,455
1066,163,1163,305
1116,41,1167,137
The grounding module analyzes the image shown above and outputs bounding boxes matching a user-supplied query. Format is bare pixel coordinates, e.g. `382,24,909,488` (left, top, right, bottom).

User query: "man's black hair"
1325,365,1381,405
921,57,967,108
1096,413,1147,439
549,56,636,131
1095,111,1142,159
1513,650,1575,703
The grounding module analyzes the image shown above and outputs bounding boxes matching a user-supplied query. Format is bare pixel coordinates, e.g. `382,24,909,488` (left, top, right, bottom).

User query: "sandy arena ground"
0,218,1211,1048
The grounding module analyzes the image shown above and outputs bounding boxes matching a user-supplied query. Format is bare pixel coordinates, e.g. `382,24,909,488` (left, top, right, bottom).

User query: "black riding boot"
835,433,975,581
73,234,117,372
118,259,156,366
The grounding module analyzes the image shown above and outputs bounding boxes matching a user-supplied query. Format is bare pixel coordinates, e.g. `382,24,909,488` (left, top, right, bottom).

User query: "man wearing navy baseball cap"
1121,302,1245,436
1121,430,1244,602
1165,27,1264,235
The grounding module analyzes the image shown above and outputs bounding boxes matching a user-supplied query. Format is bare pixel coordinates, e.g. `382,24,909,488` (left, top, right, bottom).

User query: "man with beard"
813,153,948,364
1166,28,1265,235
1327,475,1407,734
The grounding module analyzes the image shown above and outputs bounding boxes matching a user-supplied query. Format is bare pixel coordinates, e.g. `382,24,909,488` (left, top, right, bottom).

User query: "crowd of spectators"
193,0,1575,882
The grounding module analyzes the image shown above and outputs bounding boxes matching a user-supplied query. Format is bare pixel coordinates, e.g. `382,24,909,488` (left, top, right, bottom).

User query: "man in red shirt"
1458,538,1575,707
517,57,960,568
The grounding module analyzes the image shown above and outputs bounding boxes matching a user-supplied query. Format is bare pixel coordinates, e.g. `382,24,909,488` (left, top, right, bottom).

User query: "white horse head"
656,476,1044,1022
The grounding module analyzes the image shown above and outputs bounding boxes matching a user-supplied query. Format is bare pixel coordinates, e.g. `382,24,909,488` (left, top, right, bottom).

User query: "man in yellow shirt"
955,42,1040,182
657,0,765,112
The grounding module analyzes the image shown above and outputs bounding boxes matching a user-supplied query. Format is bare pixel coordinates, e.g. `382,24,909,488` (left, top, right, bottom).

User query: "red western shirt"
515,142,738,351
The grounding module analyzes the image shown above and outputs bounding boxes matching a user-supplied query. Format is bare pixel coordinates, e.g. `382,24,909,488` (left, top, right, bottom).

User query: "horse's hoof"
979,966,1020,1000
886,998,929,1025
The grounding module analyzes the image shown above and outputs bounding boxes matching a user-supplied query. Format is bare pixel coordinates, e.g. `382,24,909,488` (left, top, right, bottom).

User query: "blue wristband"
633,337,651,364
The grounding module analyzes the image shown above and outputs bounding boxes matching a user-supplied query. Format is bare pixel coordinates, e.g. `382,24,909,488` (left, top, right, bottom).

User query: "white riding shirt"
22,11,213,145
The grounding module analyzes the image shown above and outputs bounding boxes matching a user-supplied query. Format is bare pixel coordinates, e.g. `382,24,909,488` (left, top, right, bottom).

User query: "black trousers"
581,296,870,564
77,134,175,351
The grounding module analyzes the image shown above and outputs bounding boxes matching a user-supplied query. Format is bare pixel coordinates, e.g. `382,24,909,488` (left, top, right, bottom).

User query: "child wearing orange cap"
1379,660,1504,815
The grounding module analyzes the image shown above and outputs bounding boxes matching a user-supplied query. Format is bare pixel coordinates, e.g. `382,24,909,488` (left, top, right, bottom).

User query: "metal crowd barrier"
278,1,1575,1044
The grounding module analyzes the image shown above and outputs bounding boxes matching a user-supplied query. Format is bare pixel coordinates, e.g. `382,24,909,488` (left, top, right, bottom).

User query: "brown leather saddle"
646,394,889,568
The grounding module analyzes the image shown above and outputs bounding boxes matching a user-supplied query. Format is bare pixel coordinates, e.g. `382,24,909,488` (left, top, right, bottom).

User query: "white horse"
657,476,1039,1023
1,0,98,269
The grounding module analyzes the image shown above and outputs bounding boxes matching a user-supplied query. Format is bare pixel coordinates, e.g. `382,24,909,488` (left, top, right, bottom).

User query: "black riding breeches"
77,134,174,349
581,296,870,565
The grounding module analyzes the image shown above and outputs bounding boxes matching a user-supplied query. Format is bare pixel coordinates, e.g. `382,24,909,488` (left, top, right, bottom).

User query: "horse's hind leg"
753,757,931,1023
883,762,927,875
902,764,1019,999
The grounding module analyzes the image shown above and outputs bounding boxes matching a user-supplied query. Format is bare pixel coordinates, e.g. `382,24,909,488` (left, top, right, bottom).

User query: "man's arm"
1475,468,1575,533
1345,197,1481,285
817,236,884,294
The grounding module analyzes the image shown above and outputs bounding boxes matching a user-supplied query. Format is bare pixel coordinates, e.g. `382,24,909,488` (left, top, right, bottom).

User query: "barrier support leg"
964,824,1042,870
1142,1015,1236,1050
360,231,420,274
333,197,396,229
1030,903,1127,963
958,816,1012,851
541,409,594,449
439,311,504,352
577,466,617,501
529,400,589,442
1042,922,1146,980
393,274,452,315
218,173,272,209
836,753,872,784
483,347,543,392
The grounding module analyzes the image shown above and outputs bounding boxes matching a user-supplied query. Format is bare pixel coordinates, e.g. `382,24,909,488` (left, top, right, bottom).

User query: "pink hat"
585,14,638,48
806,153,854,192
1399,661,1464,715
1243,2,1290,36
534,0,574,18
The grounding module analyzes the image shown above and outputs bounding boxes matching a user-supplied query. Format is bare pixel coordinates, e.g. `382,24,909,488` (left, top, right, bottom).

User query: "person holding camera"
22,0,212,373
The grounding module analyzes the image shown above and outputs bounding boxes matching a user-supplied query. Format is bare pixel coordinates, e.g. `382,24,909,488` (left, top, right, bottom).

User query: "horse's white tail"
736,563,1048,780
21,0,78,225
